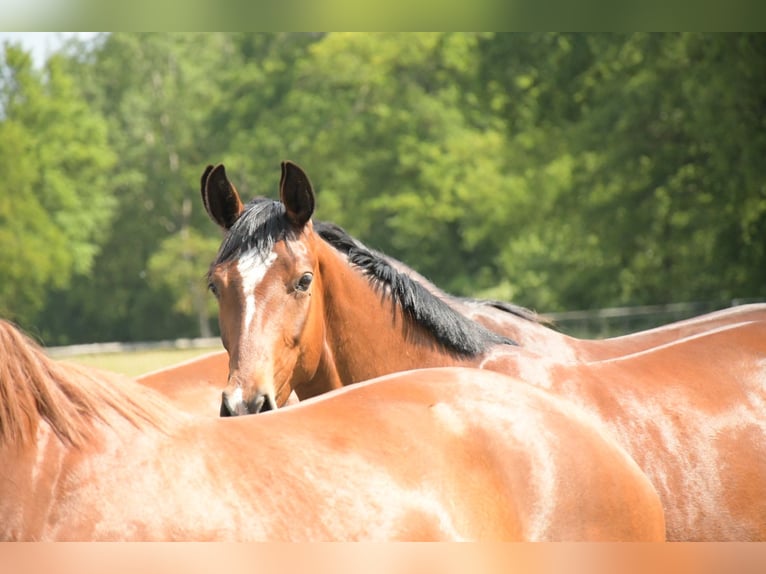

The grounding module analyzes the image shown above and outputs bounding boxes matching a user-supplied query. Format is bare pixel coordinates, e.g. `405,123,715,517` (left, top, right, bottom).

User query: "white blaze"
236,249,278,335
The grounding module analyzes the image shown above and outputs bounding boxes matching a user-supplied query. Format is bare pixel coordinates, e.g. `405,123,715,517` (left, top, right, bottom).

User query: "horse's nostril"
251,394,267,414
221,389,276,416
252,392,277,414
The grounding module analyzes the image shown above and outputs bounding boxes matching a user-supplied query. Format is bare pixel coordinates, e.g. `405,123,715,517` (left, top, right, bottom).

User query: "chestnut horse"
201,161,766,541
0,320,663,541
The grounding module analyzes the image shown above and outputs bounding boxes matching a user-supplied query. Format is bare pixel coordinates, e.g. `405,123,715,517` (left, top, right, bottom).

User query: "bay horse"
201,161,766,541
137,230,764,418
133,236,764,418
314,220,766,362
0,319,664,541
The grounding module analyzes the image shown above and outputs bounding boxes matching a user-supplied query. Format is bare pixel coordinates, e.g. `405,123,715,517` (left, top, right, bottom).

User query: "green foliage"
34,34,239,342
0,45,115,326
147,228,220,337
2,33,764,343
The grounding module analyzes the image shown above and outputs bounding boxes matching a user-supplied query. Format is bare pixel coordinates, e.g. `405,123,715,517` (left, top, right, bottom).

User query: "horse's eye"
296,272,313,292
208,281,219,298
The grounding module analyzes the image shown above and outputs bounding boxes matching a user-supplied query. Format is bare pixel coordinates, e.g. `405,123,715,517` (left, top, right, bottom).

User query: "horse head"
202,161,326,416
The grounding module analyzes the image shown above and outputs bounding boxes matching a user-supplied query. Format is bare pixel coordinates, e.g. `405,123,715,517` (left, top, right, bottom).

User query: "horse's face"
209,233,323,416
203,161,322,416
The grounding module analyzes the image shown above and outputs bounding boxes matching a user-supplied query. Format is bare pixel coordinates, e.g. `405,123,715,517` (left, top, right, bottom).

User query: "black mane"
315,222,544,325
208,205,516,356
314,221,516,355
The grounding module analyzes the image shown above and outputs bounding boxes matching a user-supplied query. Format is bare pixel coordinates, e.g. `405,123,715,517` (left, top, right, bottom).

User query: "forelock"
210,198,293,268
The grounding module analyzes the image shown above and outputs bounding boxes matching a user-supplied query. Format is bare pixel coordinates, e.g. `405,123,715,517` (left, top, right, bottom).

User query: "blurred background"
1,33,764,350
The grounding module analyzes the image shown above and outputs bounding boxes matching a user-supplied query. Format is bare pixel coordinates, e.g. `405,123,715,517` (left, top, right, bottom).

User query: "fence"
45,299,761,357
45,337,222,359
546,299,760,339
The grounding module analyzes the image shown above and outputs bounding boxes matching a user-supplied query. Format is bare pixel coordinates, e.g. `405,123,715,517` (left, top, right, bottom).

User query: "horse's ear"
279,161,315,228
201,164,244,230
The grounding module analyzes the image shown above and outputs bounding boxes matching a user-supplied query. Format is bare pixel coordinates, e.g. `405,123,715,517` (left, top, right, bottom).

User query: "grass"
62,345,223,377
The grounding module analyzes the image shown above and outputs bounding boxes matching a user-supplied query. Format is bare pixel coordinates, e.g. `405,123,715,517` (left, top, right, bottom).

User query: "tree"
5,33,763,343
38,33,240,342
478,33,766,310
147,228,220,338
0,44,115,330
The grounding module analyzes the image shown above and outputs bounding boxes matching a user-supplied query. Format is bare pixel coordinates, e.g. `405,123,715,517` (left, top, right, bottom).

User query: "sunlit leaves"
0,45,115,325
3,33,764,342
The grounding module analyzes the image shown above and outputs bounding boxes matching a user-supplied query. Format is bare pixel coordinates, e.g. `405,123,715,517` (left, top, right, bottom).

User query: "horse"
135,227,764,419
129,302,766,421
482,319,766,541
314,220,766,363
200,161,766,541
135,164,764,417
132,219,764,418
0,319,664,541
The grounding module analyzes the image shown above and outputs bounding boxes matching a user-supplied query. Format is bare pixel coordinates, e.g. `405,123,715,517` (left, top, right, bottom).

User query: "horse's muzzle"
219,389,276,417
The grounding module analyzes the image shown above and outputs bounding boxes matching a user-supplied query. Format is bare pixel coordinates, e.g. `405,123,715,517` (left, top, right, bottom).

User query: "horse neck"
312,239,477,387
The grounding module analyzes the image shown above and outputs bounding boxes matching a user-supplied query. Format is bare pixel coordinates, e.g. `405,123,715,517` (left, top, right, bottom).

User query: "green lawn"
62,345,223,377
